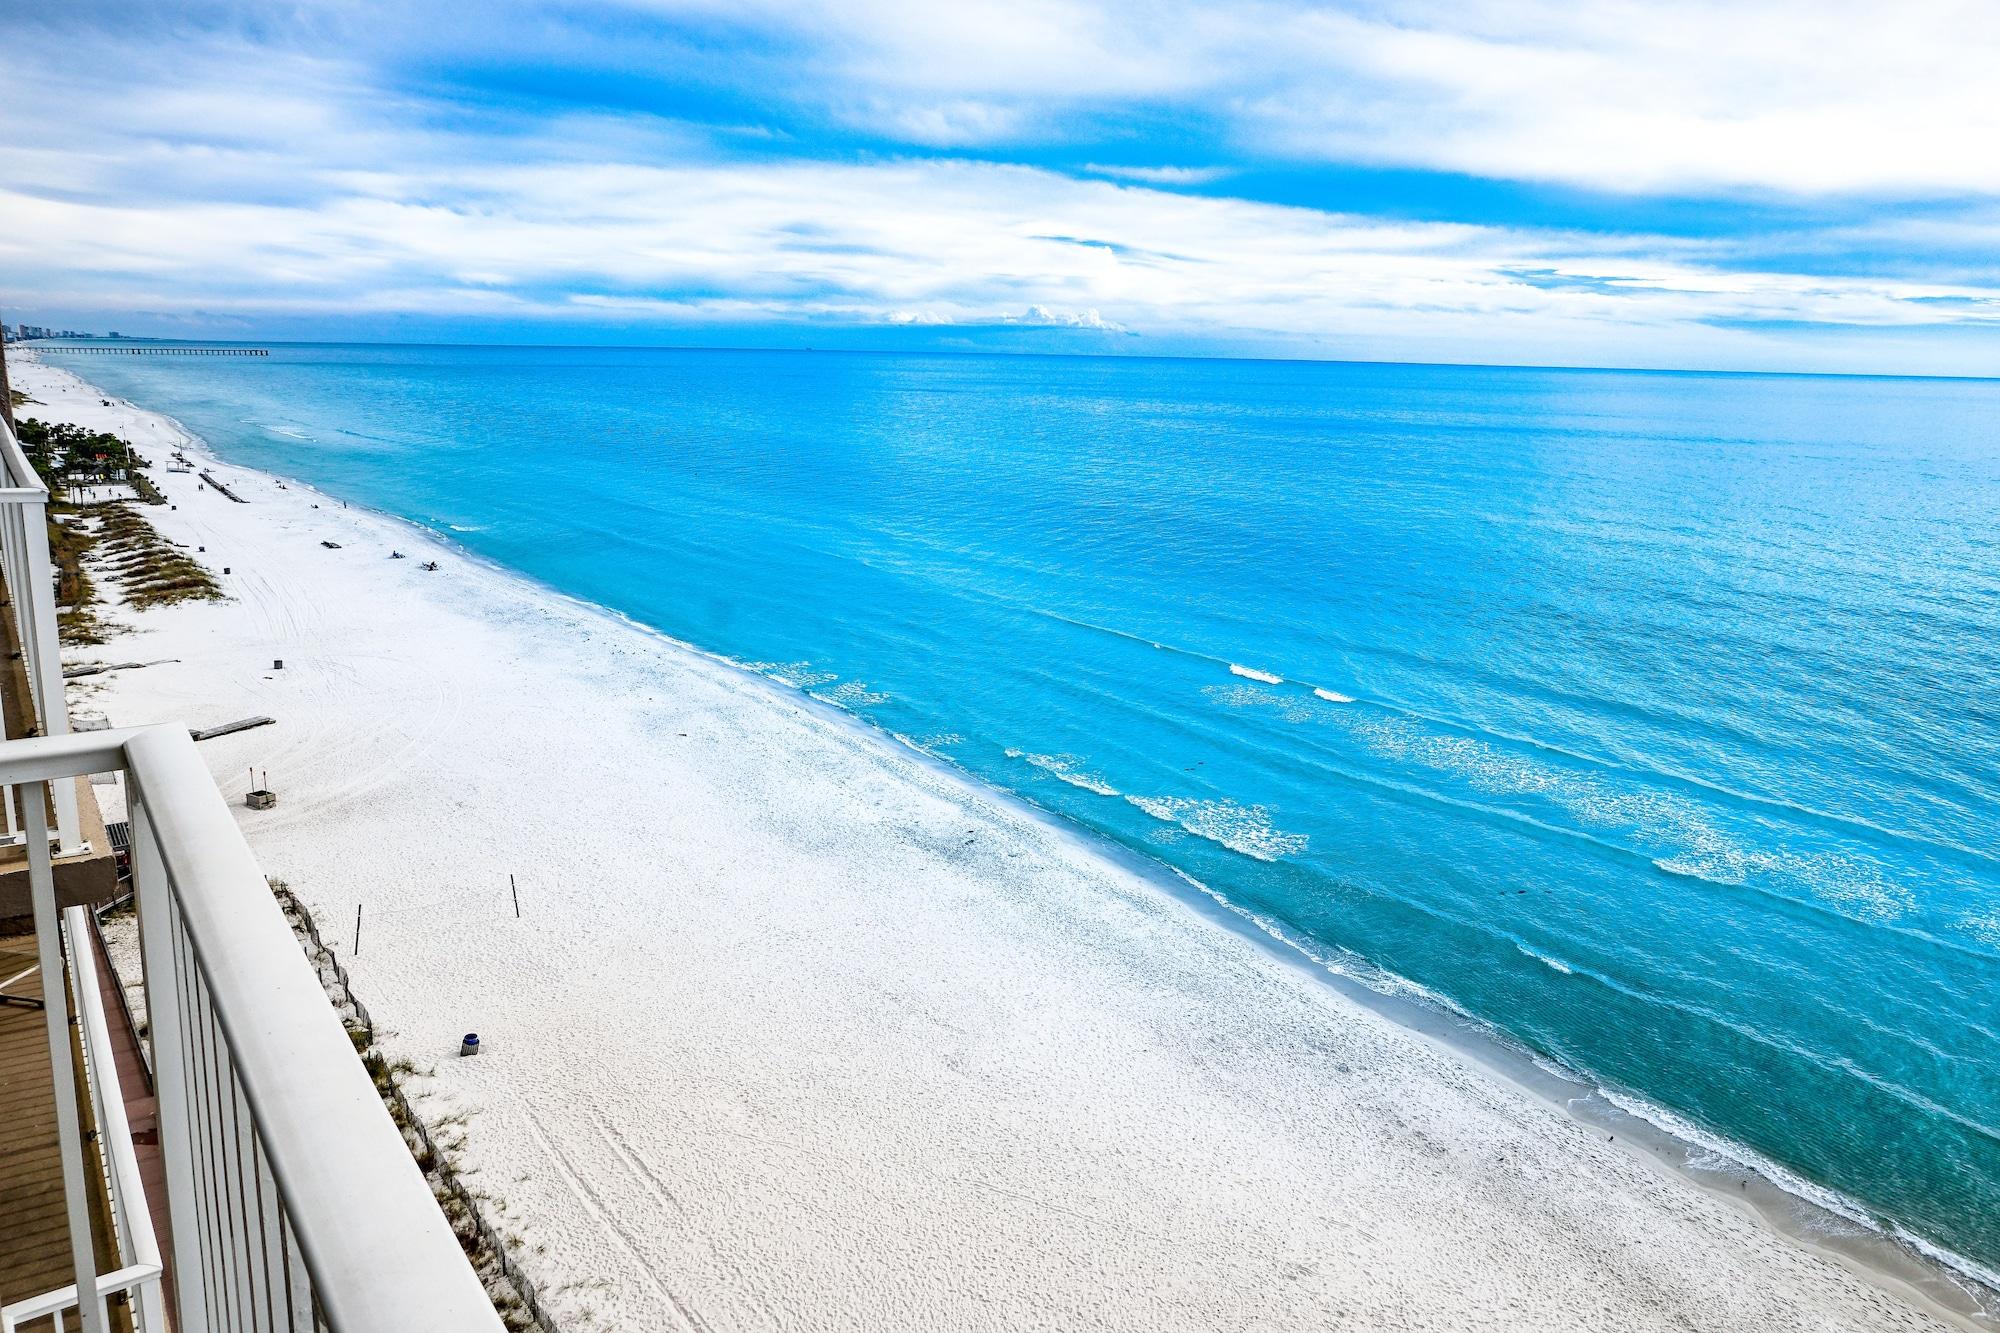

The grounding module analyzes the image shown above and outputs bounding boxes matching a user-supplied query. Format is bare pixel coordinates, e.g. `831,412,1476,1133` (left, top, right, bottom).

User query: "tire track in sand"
520,1105,711,1332
584,1108,783,1328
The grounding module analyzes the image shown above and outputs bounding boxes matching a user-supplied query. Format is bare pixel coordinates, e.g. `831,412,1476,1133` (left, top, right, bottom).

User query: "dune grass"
50,500,224,645
79,502,224,610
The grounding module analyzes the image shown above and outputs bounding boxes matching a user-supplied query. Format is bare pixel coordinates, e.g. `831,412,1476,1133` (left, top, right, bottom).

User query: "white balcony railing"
0,726,502,1332
0,409,83,855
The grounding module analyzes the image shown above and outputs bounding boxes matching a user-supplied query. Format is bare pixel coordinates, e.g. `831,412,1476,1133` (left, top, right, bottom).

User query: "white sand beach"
15,352,1981,1331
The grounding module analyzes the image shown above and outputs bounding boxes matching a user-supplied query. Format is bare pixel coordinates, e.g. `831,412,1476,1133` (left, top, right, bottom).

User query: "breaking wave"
1204,683,1317,722
1004,749,1120,797
1124,794,1308,862
1516,943,1575,975
1347,715,1917,924
747,660,839,689
815,680,888,708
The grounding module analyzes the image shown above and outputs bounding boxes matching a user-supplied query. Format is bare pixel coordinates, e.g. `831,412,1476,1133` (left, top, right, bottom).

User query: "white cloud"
5,2,2000,373
615,0,2000,195
17,2,2000,196
1083,165,1231,186
1012,305,1126,331
1240,1,2000,195
6,152,1998,353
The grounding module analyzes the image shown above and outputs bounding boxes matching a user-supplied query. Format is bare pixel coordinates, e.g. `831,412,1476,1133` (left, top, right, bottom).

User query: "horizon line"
17,336,2000,386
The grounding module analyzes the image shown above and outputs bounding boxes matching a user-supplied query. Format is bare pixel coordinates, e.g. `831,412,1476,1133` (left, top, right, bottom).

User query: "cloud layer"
603,0,2000,194
2,2,1998,371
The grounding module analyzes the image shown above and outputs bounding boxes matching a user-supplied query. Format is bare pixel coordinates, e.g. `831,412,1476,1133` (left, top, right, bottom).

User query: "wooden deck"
0,934,79,1321
0,927,153,1332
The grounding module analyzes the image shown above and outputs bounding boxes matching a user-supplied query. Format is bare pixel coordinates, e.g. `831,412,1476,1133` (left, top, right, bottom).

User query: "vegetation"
48,512,105,643
14,416,163,501
13,415,193,642
84,505,221,608
271,880,555,1331
43,498,224,646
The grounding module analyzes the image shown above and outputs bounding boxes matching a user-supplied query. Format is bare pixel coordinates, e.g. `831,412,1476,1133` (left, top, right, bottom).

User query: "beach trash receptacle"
460,1033,480,1057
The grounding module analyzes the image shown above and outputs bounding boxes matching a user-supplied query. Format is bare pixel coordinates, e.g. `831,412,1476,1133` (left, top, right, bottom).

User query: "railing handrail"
0,728,135,783
3,725,502,1331
1,1264,165,1332
65,904,163,1271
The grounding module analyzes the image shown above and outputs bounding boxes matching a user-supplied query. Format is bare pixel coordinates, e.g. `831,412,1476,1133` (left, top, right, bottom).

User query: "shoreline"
20,349,1996,1330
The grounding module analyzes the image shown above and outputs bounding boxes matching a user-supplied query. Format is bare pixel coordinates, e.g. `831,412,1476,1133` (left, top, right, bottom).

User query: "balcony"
0,400,501,1329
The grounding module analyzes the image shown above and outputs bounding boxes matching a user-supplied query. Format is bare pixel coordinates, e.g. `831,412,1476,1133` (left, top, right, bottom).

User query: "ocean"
39,343,2000,1281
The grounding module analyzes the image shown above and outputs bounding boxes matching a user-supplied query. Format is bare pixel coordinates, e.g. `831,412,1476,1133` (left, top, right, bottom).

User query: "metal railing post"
0,727,508,1333
131,792,212,1333
0,410,85,853
21,784,109,1333
64,905,168,1332
18,490,82,853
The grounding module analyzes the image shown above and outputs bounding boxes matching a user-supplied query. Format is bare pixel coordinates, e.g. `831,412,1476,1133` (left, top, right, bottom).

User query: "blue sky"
2,0,1998,373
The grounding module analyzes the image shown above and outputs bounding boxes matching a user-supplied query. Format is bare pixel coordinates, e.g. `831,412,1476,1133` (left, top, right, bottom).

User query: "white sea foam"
1347,715,1915,922
892,731,965,758
1597,1087,2000,1293
1174,837,2000,1302
747,659,839,689
1957,913,2000,949
1203,682,1316,722
1516,943,1575,975
1124,794,1308,862
1003,749,1119,797
1653,841,1912,920
1229,663,1283,684
1168,863,1476,1017
1207,681,1353,720
816,680,888,708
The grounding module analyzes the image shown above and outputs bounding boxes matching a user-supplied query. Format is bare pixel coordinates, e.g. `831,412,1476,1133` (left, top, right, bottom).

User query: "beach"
16,351,1984,1331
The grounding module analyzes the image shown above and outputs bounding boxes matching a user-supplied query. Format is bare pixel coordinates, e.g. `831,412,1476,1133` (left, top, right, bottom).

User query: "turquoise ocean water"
39,344,2000,1280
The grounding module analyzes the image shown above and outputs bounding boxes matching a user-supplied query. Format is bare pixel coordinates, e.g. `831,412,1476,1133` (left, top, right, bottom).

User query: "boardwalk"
27,346,267,356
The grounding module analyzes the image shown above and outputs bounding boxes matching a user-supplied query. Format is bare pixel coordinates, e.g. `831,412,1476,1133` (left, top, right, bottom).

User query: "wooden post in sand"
510,874,520,919
353,903,363,956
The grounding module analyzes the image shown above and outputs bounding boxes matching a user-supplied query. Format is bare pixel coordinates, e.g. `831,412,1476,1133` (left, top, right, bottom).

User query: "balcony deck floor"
1,931,147,1332
0,937,77,1320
